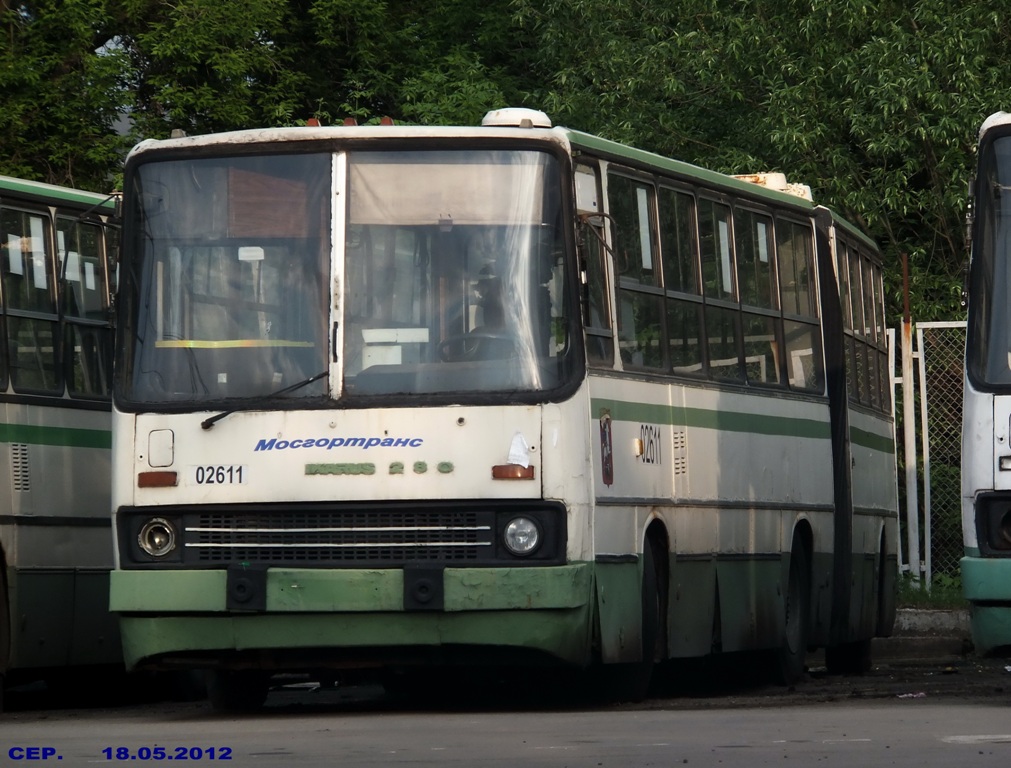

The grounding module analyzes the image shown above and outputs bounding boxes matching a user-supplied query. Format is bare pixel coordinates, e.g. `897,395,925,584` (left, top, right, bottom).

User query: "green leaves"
0,0,131,188
517,0,1000,320
117,0,304,137
0,0,1001,320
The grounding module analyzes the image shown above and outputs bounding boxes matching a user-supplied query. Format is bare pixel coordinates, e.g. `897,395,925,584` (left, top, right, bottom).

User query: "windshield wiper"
200,370,329,430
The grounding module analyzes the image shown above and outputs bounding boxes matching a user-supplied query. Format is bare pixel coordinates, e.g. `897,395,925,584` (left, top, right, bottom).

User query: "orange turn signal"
138,471,178,488
491,464,535,480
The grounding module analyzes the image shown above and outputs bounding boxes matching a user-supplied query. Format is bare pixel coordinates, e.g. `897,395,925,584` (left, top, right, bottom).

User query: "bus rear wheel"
206,670,269,713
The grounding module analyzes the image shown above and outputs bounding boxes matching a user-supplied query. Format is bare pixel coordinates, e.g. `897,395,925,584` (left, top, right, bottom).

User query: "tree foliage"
514,0,1011,321
0,0,129,188
1,0,1007,321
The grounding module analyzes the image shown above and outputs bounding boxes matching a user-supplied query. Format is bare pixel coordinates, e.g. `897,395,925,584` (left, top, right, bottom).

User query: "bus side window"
58,216,113,398
609,172,664,371
2,208,61,394
576,165,613,367
777,219,823,392
658,187,704,376
699,198,743,382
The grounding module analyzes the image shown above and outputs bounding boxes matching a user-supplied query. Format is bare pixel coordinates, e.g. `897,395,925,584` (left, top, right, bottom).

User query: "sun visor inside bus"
349,162,546,226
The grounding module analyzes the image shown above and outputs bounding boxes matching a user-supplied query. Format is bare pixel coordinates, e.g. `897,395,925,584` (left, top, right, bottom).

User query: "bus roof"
980,111,1011,139
562,129,818,212
0,174,117,211
125,124,575,162
123,113,885,249
127,122,818,214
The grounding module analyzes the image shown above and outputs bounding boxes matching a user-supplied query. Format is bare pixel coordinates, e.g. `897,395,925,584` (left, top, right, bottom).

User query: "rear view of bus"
963,111,1011,654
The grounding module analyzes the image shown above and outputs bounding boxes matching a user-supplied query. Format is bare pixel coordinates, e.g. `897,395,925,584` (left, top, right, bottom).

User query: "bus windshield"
121,148,574,405
970,134,1011,388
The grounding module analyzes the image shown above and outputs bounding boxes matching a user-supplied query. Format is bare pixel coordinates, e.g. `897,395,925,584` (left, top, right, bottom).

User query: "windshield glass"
119,147,574,406
342,150,571,395
122,154,331,404
970,134,1011,387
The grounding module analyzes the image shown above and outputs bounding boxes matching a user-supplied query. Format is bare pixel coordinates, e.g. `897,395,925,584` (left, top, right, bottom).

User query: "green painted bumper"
961,556,1011,603
111,565,594,669
961,556,1011,655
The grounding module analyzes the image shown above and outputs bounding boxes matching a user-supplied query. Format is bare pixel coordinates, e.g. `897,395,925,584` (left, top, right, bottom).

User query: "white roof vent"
481,108,552,129
732,172,813,201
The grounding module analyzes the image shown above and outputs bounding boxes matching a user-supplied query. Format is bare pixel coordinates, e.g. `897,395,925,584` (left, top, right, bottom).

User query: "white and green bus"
109,108,897,710
962,111,1011,655
0,174,118,702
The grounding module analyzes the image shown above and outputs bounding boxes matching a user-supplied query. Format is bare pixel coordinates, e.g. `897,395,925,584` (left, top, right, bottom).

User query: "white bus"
962,111,1011,655
0,174,119,704
109,109,897,710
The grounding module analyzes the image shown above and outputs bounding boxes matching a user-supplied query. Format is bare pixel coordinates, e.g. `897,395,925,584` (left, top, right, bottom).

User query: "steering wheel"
437,331,518,362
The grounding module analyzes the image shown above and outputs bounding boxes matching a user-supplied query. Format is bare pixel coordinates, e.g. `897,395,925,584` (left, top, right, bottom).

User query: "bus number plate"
192,465,248,485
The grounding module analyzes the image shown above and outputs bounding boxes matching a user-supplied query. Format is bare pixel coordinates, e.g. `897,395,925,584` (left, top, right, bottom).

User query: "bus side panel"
809,548,835,647
715,556,784,653
8,568,74,668
0,401,116,671
667,556,716,657
594,560,643,664
848,402,898,642
961,380,1003,652
541,397,595,564
586,373,836,657
7,566,120,670
70,568,121,665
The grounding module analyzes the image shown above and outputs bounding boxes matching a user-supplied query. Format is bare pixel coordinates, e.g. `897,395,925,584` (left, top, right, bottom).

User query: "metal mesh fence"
913,321,966,581
922,323,966,582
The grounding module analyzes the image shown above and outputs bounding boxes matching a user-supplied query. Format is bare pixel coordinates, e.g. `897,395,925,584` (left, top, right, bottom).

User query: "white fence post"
916,324,931,588
888,327,905,574
901,315,922,583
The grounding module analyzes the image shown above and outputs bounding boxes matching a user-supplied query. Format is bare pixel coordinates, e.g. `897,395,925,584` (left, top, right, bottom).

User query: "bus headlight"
503,516,541,556
138,517,177,557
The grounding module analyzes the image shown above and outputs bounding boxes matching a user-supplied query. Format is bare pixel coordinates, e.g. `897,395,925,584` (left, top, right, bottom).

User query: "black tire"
774,535,810,686
160,670,209,702
826,542,879,676
206,670,269,713
825,638,872,675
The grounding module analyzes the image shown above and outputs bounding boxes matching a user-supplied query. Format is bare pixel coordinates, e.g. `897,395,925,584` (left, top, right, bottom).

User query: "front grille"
188,509,494,564
118,501,566,568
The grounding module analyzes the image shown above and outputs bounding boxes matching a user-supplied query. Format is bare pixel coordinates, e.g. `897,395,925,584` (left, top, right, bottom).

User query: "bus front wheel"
206,670,269,713
825,639,872,675
601,539,661,702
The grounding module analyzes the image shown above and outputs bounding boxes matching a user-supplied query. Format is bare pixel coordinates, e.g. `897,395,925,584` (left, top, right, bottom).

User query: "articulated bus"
109,108,897,710
0,175,119,702
962,111,1011,655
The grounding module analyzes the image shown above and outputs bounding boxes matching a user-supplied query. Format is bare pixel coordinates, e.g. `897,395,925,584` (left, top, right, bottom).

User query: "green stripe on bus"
850,425,895,454
0,422,111,449
0,174,115,209
590,398,831,440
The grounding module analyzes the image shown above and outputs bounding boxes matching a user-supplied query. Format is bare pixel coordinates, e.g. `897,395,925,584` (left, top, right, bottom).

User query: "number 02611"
191,465,248,485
